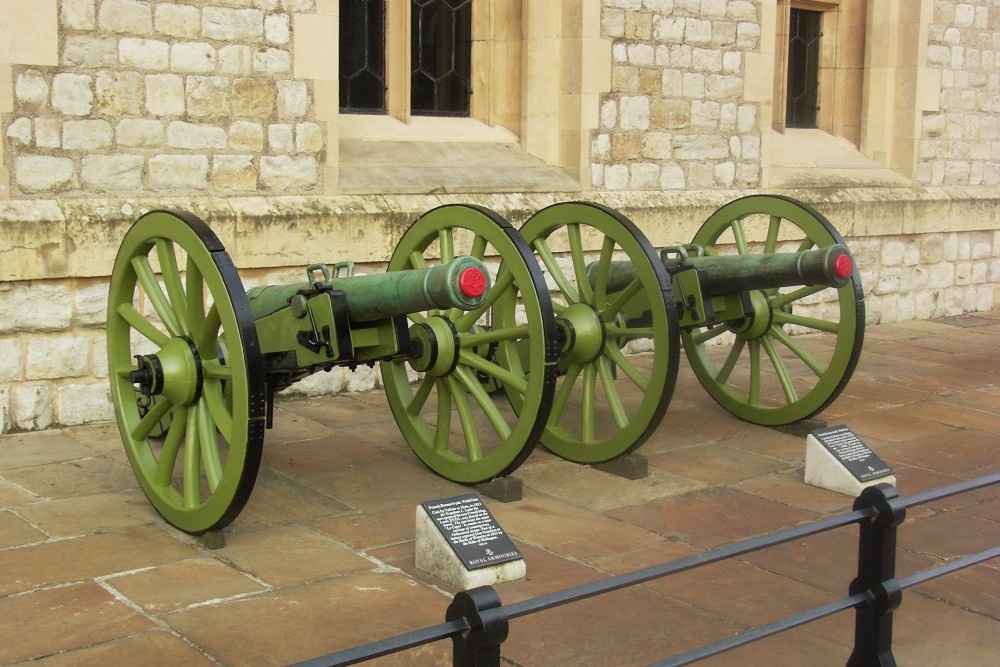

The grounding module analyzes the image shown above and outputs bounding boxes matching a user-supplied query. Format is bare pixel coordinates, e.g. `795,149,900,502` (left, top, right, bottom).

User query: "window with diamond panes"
786,8,822,128
339,0,386,113
411,0,472,116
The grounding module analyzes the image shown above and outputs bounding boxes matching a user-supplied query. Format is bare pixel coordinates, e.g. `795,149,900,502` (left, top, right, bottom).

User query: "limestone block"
56,383,114,427
63,120,114,150
278,367,345,396
672,135,728,160
6,118,31,146
91,334,108,379
51,73,94,116
95,71,143,116
15,71,49,110
14,383,53,431
659,163,685,189
154,3,200,38
81,155,144,191
295,122,323,153
229,121,264,152
630,162,659,189
145,74,185,116
167,121,227,150
186,76,231,117
203,7,264,41
74,282,110,328
62,0,96,30
685,17,712,44
619,95,650,130
259,156,317,189
253,48,292,74
117,119,164,148
277,80,308,118
98,0,152,34
149,154,209,190
219,45,253,74
172,43,217,74
26,335,90,380
682,72,705,97
120,38,170,71
0,339,22,382
268,124,293,154
232,78,276,119
63,36,117,68
14,156,77,192
213,155,258,191
265,13,290,44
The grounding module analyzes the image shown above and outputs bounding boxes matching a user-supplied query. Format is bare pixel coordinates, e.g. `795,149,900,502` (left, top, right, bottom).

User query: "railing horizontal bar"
898,545,1000,590
503,507,873,620
901,473,1000,509
648,590,875,667
288,619,470,667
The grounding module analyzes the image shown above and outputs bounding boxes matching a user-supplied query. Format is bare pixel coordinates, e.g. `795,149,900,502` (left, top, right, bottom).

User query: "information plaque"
810,425,892,482
420,494,521,570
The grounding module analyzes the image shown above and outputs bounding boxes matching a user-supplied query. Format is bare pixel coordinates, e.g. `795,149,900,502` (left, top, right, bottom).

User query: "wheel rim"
681,194,865,426
517,202,680,463
107,210,264,534
380,204,557,483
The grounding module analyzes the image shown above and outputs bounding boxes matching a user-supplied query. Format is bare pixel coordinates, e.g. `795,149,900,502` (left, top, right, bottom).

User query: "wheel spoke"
438,228,454,262
116,302,170,347
715,336,746,385
407,373,435,417
407,250,427,270
533,237,581,302
186,258,206,341
433,379,452,452
196,398,223,491
591,236,616,305
131,396,174,442
604,343,650,392
131,255,183,337
182,407,201,508
596,357,629,429
568,224,594,302
764,215,781,254
447,376,482,462
761,335,799,404
460,324,530,347
580,363,597,443
549,362,583,429
202,358,233,380
454,366,512,441
153,411,185,490
748,339,761,405
768,325,827,377
203,381,233,439
769,284,826,309
458,349,529,394
155,238,190,335
602,277,643,320
731,217,748,254
772,310,840,334
691,323,729,346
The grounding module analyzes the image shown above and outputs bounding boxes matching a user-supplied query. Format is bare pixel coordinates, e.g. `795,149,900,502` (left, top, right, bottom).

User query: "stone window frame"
752,0,940,185
293,0,610,194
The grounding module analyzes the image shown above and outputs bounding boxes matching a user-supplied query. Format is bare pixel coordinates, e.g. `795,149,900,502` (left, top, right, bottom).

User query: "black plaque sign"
811,425,892,482
421,494,522,570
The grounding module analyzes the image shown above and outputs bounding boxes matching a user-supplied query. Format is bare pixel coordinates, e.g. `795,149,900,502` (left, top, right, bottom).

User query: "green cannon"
107,206,557,534
108,195,863,534
512,194,864,465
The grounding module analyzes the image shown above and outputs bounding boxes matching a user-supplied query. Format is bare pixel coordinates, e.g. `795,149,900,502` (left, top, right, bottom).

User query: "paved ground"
1,313,998,666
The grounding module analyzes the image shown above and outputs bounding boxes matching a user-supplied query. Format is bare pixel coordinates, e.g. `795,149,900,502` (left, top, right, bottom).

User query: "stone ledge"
1,186,998,282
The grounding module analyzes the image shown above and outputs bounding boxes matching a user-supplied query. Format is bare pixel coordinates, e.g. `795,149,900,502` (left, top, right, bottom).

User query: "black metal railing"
292,473,1000,667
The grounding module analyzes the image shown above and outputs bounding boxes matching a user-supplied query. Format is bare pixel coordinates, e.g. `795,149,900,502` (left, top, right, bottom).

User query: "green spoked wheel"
682,194,865,426
107,210,265,534
516,202,680,463
381,204,557,483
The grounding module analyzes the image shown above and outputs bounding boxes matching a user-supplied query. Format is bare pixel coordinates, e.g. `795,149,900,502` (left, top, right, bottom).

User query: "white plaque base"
804,434,896,497
414,505,526,589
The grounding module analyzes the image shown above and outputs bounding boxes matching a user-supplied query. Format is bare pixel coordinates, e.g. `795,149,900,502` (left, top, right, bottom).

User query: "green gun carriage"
107,195,863,534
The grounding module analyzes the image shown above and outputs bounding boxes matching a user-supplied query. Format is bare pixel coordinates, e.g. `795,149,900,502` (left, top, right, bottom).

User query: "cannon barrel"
588,245,853,297
246,255,491,323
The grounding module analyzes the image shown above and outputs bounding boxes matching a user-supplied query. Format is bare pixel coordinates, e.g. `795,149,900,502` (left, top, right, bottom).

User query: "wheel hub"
557,302,607,364
408,315,460,376
130,337,203,407
727,290,773,340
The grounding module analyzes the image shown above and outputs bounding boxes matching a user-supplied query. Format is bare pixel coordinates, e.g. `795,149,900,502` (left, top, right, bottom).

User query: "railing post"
847,483,907,667
446,586,508,667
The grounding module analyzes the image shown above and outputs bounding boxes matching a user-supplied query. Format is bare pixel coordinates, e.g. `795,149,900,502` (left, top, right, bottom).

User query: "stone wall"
5,0,321,197
919,1,1000,185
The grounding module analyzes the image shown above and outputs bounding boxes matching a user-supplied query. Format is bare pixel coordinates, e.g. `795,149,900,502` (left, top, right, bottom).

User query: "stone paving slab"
0,313,998,665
